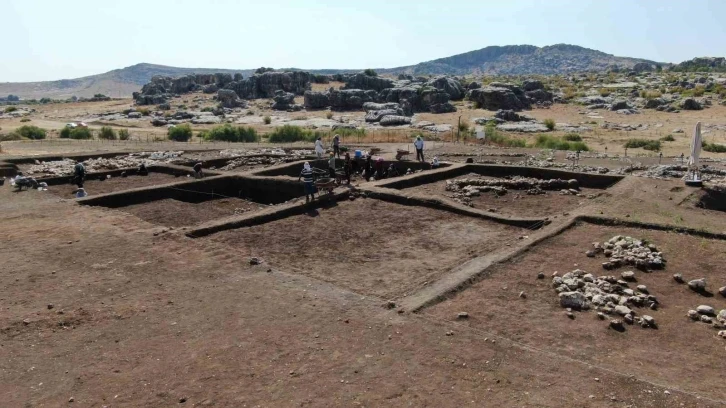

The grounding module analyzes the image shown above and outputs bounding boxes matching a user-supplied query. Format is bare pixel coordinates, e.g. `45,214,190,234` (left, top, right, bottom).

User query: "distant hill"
379,44,664,76
0,63,253,100
0,44,666,99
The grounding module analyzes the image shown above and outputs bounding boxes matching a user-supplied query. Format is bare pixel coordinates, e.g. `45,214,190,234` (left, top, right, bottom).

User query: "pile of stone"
554,269,658,329
24,152,184,176
444,176,579,206
218,156,290,171
587,236,665,271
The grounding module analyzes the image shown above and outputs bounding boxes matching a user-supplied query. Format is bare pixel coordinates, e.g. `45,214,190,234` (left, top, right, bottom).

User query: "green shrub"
693,86,706,97
484,123,526,147
201,107,214,112
263,116,271,125
20,118,31,122
203,124,258,143
624,138,661,151
118,129,130,140
660,134,675,142
4,106,17,113
267,125,319,143
363,68,378,77
59,127,71,139
15,125,47,140
543,118,556,131
563,133,582,142
598,88,611,97
702,141,726,153
69,127,92,140
98,126,117,140
137,107,151,116
534,134,589,151
325,111,333,119
168,124,192,142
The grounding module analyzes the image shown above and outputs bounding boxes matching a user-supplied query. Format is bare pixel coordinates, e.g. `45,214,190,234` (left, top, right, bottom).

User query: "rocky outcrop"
329,89,378,111
467,84,531,111
430,103,456,113
380,116,412,126
217,89,246,109
632,62,654,73
680,98,703,110
427,76,465,100
522,79,545,91
363,102,401,112
365,109,403,123
495,109,532,122
304,91,330,109
343,73,395,92
134,73,236,105
270,90,302,111
225,71,311,99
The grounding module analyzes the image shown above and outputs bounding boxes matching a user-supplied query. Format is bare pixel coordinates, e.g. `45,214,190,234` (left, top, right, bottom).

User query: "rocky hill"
0,44,666,99
380,44,663,76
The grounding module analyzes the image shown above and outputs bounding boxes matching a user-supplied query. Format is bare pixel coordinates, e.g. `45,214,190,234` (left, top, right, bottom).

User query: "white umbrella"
688,121,702,168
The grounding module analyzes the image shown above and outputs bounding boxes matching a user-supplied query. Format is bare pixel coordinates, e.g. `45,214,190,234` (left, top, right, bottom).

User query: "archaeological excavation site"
2,139,725,407
5,12,726,402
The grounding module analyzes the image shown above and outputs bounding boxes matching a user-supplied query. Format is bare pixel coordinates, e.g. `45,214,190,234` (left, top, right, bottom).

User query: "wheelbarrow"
314,177,337,196
395,149,410,161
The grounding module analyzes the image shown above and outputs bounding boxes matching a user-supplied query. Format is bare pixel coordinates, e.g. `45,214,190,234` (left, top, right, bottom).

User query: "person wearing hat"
75,188,87,198
298,162,317,203
414,136,425,162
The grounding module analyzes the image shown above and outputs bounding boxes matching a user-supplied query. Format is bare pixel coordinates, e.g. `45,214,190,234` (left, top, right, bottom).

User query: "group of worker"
299,134,436,203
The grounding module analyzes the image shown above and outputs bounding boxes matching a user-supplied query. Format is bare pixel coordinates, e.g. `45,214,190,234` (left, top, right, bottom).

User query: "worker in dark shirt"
193,162,204,179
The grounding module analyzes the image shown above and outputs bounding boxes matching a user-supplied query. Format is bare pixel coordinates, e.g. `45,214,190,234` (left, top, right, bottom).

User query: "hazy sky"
4,0,726,82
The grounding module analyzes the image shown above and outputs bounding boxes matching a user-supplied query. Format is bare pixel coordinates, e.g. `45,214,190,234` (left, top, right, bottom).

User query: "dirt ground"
121,197,266,228
209,199,524,298
3,134,726,405
426,223,726,401
46,172,182,198
401,173,609,217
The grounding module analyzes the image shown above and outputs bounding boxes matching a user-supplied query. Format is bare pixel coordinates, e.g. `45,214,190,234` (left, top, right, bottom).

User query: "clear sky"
4,0,726,82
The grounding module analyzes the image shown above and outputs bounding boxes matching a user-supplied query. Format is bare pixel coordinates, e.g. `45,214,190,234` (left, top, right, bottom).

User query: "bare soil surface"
45,172,182,197
402,173,608,217
426,223,726,401
121,197,266,228
209,199,524,298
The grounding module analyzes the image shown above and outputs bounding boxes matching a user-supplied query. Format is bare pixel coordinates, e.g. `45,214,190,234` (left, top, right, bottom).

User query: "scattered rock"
701,315,713,324
621,271,636,281
457,312,469,319
47,304,54,310
688,278,707,292
249,257,261,265
386,300,396,309
719,286,726,297
537,272,545,279
688,310,700,320
559,291,589,310
614,305,632,316
696,305,715,316
642,315,656,327
673,273,684,283
610,319,624,330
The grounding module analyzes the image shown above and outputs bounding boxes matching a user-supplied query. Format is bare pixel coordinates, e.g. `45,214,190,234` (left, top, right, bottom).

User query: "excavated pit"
204,198,527,298
79,175,308,228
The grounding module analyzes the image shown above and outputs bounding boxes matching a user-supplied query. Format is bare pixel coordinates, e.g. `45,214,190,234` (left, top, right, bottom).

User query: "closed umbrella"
686,122,702,184
688,121,701,168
